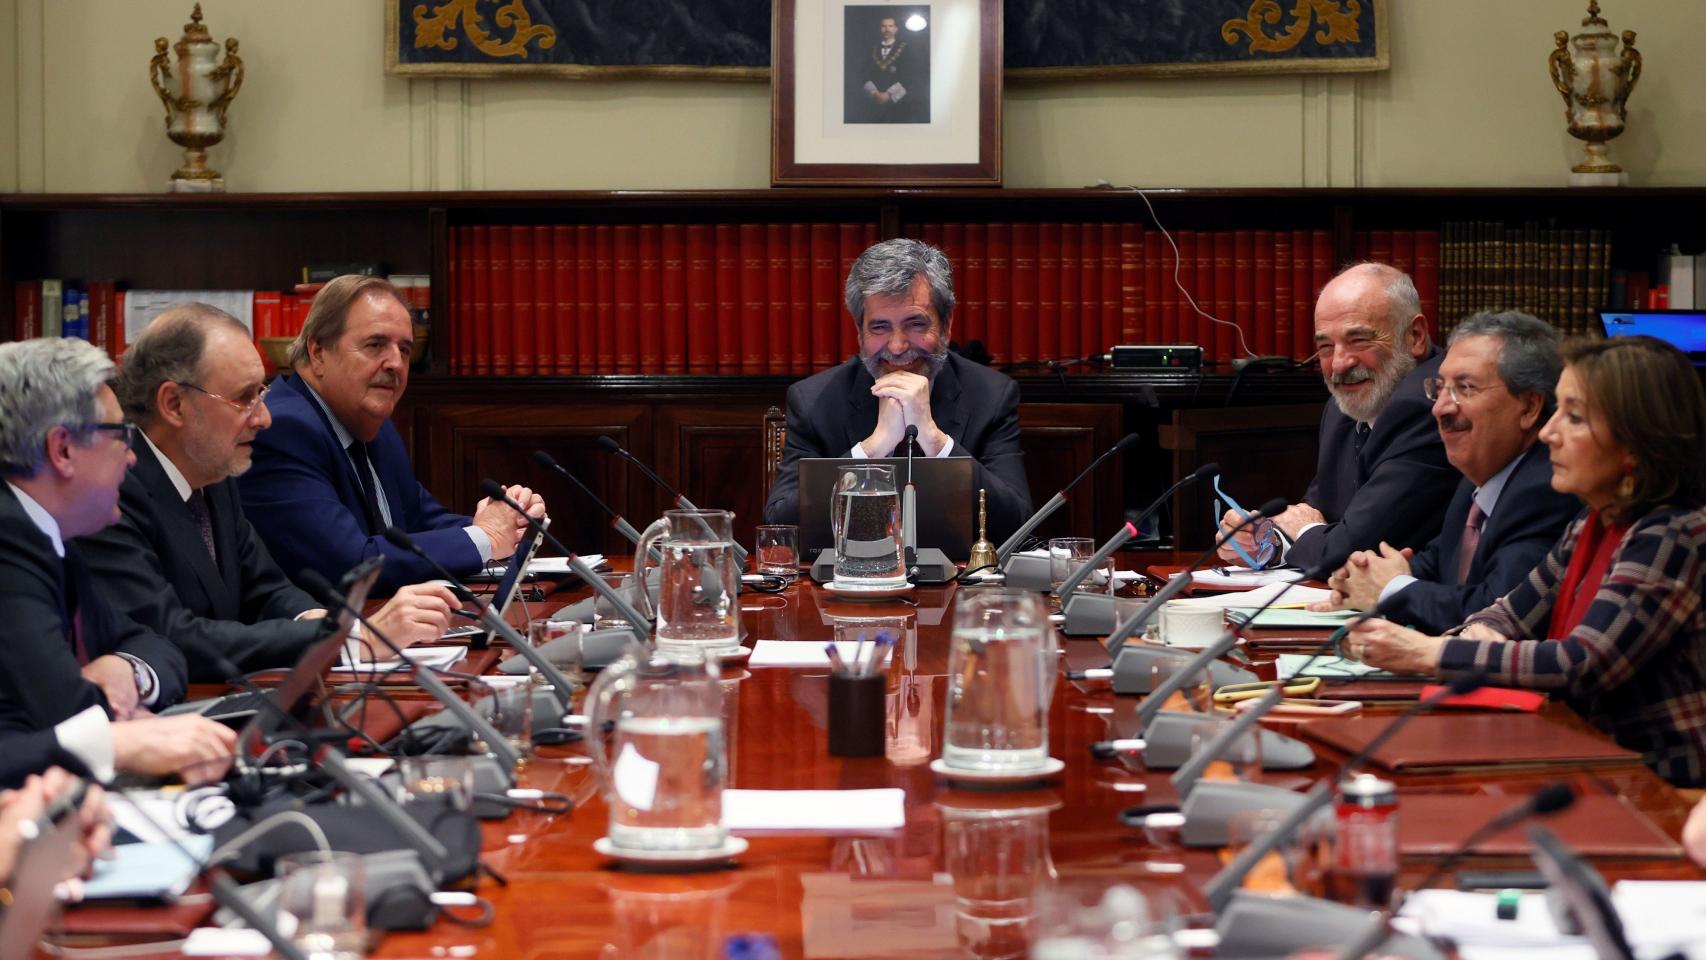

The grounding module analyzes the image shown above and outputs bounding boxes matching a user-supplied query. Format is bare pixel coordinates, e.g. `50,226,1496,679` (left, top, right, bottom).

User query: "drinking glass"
276,851,366,960
486,681,532,763
830,463,906,587
1047,537,1096,594
395,755,474,812
1186,717,1263,784
754,524,801,578
1147,658,1212,713
942,590,1058,772
526,617,584,692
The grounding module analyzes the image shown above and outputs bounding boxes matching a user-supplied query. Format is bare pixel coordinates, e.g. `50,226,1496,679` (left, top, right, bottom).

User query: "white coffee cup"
1157,603,1225,649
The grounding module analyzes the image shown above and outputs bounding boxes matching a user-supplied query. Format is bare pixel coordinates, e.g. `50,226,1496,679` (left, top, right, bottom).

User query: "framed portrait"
772,0,1001,186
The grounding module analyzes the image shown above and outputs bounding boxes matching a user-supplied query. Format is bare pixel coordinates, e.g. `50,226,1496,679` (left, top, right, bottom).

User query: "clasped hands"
473,484,546,560
862,371,948,457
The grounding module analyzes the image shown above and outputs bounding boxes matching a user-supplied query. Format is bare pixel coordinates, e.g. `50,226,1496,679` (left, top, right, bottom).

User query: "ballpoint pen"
826,642,847,675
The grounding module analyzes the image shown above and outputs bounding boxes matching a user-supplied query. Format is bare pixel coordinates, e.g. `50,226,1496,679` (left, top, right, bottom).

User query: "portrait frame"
772,0,1001,187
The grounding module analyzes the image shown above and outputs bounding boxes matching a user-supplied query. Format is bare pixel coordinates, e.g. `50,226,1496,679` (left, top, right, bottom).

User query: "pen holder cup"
828,673,886,758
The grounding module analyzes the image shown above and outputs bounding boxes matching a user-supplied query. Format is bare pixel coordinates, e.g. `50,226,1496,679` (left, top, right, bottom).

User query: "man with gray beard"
763,239,1032,543
1219,262,1456,572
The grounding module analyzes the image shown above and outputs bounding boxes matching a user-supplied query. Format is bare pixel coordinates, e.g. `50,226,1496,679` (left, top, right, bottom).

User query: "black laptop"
441,515,549,643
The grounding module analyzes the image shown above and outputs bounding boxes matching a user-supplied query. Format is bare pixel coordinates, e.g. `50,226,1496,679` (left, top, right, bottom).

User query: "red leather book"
715,223,741,373
468,227,490,376
1037,222,1061,361
1058,222,1081,359
809,223,838,368
1310,230,1334,353
552,225,576,375
1273,231,1293,360
445,228,463,373
489,225,513,375
921,222,943,249
839,224,867,360
613,224,639,374
1100,223,1121,353
1214,231,1236,365
1292,228,1313,360
766,223,791,374
661,223,687,374
252,291,281,368
788,223,811,374
1195,231,1217,362
1353,230,1372,261
1119,222,1142,343
1009,222,1037,365
1369,229,1394,268
89,281,115,359
1414,230,1441,326
534,224,555,374
940,221,965,264
576,225,597,373
961,223,987,353
1391,229,1415,281
686,224,716,374
1253,229,1274,357
13,281,40,340
638,223,662,374
1145,228,1165,343
985,222,1012,366
595,224,616,375
1175,230,1197,353
1232,230,1254,361
511,225,535,376
1079,223,1100,356
113,290,127,357
738,223,766,375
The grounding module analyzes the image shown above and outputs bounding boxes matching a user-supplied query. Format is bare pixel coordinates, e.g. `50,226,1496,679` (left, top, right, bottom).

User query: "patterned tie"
186,489,217,563
1457,501,1486,585
346,440,384,536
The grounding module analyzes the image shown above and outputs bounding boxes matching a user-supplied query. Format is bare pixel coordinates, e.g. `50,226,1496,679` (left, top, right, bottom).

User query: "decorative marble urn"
149,4,244,191
1548,1,1641,185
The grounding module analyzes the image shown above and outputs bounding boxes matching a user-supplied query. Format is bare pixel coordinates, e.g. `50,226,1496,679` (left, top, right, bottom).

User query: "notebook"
1298,714,1644,773
1397,793,1681,859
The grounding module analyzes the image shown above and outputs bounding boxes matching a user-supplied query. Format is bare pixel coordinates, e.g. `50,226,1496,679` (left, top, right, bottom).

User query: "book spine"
715,224,741,373
90,282,114,358
1213,231,1235,365
1414,230,1440,330
638,223,662,374
686,224,716,374
1144,228,1165,344
1099,223,1121,354
738,223,766,375
1120,222,1142,344
1233,229,1254,360
1272,231,1293,359
489,231,512,375
1391,229,1415,282
576,225,597,374
809,223,838,368
1037,222,1061,362
1310,230,1333,353
533,225,554,375
839,224,867,361
15,282,41,340
985,222,1012,366
1175,230,1197,353
448,228,465,374
1253,229,1274,358
1058,222,1080,359
511,225,535,376
613,224,639,375
961,223,987,353
788,223,811,375
661,224,687,375
553,225,576,375
1009,222,1037,365
1291,228,1312,360
766,223,791,375
595,224,616,375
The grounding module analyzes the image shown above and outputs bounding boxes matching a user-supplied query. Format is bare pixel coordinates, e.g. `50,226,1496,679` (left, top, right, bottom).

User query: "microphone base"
1215,891,1443,960
1179,780,1332,848
1001,554,1054,591
1110,644,1254,694
1136,712,1316,773
1061,594,1119,635
811,549,956,585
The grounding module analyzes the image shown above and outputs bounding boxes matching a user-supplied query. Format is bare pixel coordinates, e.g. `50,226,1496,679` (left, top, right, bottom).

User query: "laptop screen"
796,457,974,560
1599,310,1706,365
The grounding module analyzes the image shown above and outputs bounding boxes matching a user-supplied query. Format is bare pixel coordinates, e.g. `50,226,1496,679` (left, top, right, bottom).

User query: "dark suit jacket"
1384,441,1581,634
75,441,326,681
237,374,477,594
0,730,83,789
763,354,1033,543
0,484,187,739
1286,347,1459,572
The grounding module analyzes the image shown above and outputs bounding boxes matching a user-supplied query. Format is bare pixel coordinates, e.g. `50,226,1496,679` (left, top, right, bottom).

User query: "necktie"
187,489,217,563
1457,501,1486,585
64,556,89,665
346,440,384,536
1352,421,1372,452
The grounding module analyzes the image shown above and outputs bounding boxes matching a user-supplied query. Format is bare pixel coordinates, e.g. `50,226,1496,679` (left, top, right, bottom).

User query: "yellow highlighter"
1212,676,1322,705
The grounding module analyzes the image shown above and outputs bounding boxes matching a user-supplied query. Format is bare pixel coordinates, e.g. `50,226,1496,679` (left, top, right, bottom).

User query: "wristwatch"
115,652,156,703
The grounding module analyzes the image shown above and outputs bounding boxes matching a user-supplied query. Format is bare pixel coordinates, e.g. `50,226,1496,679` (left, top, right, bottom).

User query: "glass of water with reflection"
830,463,906,588
942,590,1059,772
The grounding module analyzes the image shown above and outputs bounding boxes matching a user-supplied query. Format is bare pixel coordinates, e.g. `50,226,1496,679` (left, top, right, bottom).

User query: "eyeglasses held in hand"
1211,475,1279,570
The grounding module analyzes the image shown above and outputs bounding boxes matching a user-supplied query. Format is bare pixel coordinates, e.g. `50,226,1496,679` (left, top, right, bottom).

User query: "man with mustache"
763,239,1032,542
1308,310,1580,632
239,276,546,594
76,304,460,680
1219,262,1457,571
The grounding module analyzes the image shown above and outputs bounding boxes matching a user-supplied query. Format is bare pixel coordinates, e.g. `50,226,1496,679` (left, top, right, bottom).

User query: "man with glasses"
0,337,235,787
1218,262,1457,572
77,304,460,680
1309,311,1580,632
238,276,546,593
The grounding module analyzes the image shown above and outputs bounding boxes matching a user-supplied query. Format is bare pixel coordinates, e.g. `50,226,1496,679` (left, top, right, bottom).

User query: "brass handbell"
966,488,997,574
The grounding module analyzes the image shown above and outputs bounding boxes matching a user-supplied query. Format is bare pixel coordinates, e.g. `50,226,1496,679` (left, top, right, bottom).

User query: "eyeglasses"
177,380,270,417
1212,475,1279,570
77,421,138,449
1423,377,1504,405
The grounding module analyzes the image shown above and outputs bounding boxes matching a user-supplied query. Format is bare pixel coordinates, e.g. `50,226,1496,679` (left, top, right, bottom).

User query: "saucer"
593,835,748,865
930,757,1066,784
823,581,915,600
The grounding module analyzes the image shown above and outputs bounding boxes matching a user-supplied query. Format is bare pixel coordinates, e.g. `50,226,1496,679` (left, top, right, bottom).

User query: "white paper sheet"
525,555,606,576
748,640,894,669
1188,566,1308,588
1171,581,1333,610
724,789,905,832
333,644,467,674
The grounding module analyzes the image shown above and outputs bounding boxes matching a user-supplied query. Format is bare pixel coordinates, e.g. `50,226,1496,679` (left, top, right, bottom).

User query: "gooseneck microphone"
531,449,652,555
901,424,918,569
595,436,748,564
382,526,578,712
478,478,654,630
996,432,1142,566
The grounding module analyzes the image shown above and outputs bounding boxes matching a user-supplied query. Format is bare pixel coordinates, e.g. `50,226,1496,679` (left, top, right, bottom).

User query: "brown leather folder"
1297,713,1643,772
1398,792,1683,859
1318,678,1429,701
57,888,217,937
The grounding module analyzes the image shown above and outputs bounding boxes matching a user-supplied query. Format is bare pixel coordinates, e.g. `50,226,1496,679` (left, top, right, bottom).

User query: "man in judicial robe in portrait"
763,238,1031,543
846,13,929,124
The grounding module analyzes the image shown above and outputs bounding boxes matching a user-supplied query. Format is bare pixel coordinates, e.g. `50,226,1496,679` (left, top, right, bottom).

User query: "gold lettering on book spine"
412,0,558,60
1221,0,1363,54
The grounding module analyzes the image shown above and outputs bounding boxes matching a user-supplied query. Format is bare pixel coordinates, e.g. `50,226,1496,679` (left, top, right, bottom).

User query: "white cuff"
888,83,907,101
55,706,114,783
1379,575,1418,606
465,525,494,563
863,81,878,95
850,442,870,460
1277,522,1324,563
934,436,955,458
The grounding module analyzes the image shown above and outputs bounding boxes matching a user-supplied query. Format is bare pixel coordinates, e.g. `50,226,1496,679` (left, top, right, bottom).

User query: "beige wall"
4,0,1702,193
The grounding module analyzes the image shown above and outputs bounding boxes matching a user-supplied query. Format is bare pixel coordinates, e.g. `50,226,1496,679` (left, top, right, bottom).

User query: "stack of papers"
724,789,905,832
1275,654,1402,679
335,644,467,674
525,555,607,576
1226,608,1358,630
1171,581,1334,610
81,835,213,900
749,640,894,669
1188,566,1307,588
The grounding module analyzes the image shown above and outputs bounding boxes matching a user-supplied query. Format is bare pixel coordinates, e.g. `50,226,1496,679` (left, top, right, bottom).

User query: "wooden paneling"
1161,403,1323,551
654,403,775,551
1013,402,1123,545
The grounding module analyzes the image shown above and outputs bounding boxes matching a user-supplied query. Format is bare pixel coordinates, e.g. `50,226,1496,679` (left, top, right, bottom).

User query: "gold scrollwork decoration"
1222,0,1364,54
412,0,557,60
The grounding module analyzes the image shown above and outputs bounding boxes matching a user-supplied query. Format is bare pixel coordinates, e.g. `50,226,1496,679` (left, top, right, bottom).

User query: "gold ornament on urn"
1548,1,1641,186
149,5,243,192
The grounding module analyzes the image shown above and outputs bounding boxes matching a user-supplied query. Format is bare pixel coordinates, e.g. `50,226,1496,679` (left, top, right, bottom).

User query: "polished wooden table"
58,573,1705,959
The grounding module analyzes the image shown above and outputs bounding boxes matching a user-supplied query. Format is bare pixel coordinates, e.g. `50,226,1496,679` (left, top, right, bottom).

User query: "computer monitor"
796,456,975,561
1599,310,1706,365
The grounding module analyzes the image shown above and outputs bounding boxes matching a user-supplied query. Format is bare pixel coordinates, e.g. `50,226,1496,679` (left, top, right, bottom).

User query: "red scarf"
1548,509,1630,640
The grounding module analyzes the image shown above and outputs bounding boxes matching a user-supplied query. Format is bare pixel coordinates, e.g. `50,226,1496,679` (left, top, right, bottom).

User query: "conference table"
55,564,1703,959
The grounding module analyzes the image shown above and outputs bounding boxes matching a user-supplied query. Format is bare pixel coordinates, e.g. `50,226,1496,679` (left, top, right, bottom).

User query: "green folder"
1226,608,1358,630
